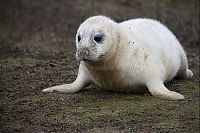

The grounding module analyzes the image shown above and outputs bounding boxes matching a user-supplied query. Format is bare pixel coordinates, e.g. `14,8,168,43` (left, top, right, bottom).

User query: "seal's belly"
90,70,147,93
84,61,147,93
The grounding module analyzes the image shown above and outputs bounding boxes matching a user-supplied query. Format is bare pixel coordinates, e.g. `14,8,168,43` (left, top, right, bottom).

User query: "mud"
0,0,199,132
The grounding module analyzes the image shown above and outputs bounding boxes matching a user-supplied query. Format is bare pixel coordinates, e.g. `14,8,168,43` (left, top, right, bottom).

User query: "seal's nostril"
84,49,89,55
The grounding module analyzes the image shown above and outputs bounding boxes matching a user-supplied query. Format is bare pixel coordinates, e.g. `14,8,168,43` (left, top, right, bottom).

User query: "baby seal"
43,16,193,100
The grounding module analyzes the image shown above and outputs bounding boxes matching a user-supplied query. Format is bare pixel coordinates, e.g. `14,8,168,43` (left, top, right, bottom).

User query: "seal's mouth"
76,47,105,62
82,59,89,61
97,54,105,59
76,55,102,62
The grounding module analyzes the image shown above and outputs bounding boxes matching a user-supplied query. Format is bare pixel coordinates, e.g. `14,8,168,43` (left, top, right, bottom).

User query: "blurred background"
0,0,199,55
0,0,199,132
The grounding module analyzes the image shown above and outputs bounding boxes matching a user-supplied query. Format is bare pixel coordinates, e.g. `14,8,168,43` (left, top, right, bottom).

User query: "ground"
0,0,199,132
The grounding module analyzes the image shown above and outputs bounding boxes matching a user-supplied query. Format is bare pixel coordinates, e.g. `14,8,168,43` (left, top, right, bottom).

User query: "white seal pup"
43,16,193,100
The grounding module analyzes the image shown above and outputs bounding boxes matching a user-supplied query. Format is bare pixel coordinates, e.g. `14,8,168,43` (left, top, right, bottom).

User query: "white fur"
43,16,193,100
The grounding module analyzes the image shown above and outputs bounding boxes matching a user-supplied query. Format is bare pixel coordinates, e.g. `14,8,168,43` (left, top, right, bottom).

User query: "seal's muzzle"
77,48,90,61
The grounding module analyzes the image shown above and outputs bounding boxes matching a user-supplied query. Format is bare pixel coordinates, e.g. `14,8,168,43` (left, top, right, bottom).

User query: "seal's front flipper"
42,84,80,93
147,80,184,100
42,63,91,93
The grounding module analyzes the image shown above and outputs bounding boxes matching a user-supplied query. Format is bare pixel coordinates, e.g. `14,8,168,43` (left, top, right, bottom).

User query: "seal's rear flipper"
147,80,184,100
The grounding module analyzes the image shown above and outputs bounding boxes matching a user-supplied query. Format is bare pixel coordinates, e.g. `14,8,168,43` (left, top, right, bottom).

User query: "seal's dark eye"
77,35,81,42
94,34,103,43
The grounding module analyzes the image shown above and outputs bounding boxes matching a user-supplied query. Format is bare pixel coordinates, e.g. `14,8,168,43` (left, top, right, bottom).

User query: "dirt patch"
0,0,199,132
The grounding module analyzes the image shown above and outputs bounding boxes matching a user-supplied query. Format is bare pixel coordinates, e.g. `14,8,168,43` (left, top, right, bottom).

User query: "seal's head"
75,16,119,62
